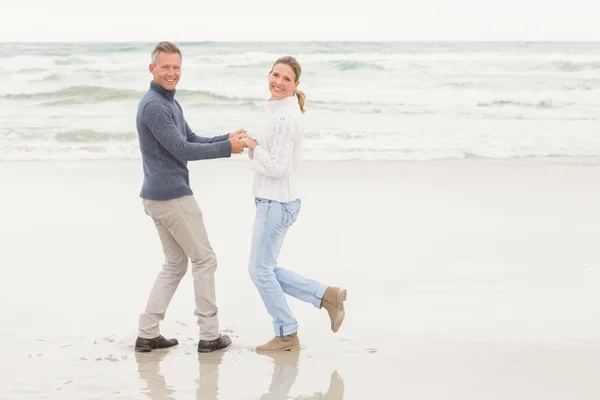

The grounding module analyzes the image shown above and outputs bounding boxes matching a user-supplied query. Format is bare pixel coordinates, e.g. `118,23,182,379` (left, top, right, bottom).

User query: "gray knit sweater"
136,81,232,200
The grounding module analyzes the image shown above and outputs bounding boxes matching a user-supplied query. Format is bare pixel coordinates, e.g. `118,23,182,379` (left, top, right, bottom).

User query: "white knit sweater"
248,95,303,203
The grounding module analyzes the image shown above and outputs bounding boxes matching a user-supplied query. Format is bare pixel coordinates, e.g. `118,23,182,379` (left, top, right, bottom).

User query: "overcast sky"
0,0,597,41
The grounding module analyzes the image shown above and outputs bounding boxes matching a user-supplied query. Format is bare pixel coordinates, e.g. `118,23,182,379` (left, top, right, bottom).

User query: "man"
134,41,246,353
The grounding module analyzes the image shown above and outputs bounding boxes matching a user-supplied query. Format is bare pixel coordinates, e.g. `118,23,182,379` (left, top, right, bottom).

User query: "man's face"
149,52,181,91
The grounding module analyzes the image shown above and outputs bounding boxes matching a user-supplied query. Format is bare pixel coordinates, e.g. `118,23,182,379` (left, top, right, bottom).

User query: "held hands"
228,129,248,154
228,129,248,140
241,137,258,150
228,129,259,154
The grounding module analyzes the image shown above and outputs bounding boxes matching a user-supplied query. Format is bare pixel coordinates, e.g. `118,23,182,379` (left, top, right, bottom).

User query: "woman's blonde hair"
270,56,306,113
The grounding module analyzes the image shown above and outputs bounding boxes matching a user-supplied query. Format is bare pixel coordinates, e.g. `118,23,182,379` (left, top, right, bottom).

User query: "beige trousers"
139,195,220,340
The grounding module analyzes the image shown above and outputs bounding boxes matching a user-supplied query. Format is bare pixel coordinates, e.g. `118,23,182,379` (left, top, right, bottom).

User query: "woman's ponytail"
295,90,306,113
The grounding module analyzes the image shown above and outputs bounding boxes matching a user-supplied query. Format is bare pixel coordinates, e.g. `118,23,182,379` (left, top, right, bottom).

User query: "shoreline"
3,155,600,165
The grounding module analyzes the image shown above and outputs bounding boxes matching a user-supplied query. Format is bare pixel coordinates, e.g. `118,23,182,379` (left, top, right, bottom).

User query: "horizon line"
1,39,600,43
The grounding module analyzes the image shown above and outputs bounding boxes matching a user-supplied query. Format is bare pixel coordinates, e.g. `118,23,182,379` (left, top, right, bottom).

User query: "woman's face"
268,63,299,100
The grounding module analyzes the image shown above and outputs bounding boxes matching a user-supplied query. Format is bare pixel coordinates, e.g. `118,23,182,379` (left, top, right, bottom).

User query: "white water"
1,42,599,161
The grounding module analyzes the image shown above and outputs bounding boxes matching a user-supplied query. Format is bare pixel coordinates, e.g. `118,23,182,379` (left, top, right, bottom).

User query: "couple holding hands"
133,42,347,353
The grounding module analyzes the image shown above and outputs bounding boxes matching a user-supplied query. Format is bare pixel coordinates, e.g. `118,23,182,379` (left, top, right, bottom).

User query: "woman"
242,56,347,352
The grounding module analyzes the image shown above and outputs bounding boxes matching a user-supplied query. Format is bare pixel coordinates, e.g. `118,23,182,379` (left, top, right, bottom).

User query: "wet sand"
1,158,600,399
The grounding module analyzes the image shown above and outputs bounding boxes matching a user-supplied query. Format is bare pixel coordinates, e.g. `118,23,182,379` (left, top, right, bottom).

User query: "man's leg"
164,196,220,341
138,201,189,339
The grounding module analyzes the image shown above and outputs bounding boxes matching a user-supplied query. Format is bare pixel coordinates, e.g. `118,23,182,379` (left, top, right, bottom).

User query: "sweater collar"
264,95,298,113
149,81,176,102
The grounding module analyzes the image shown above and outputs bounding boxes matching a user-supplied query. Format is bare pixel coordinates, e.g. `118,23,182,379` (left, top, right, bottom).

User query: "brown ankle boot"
320,287,347,333
256,333,300,352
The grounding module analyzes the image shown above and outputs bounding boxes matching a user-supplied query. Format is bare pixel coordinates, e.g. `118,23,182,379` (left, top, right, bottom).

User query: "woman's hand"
242,137,259,150
229,129,247,139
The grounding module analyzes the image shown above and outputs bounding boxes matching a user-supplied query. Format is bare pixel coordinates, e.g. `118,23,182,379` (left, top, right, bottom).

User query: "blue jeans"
249,198,328,337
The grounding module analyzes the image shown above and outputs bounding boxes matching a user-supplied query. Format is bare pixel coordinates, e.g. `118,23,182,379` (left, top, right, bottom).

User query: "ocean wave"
226,61,274,69
32,73,63,82
53,57,89,66
14,67,47,73
5,86,143,102
54,130,137,142
551,61,600,72
1,128,138,143
439,81,477,88
1,42,597,163
333,61,385,71
477,100,561,109
3,86,263,105
310,103,435,115
177,89,261,102
457,111,597,121
6,87,431,112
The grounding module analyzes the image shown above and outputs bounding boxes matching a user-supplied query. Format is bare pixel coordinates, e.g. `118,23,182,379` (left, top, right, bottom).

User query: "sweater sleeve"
142,101,232,162
251,115,297,179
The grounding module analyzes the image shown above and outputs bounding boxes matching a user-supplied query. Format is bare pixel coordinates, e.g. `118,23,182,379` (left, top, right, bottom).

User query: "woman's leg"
272,200,347,333
274,267,328,308
268,199,328,307
275,267,347,333
248,198,298,337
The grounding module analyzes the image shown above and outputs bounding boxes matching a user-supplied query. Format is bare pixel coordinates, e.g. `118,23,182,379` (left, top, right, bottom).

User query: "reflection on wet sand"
135,350,176,400
135,349,344,400
196,349,225,400
258,352,344,400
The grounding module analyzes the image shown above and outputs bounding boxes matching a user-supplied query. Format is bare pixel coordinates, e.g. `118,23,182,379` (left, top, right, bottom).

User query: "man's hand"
229,136,247,154
241,137,259,150
229,129,248,139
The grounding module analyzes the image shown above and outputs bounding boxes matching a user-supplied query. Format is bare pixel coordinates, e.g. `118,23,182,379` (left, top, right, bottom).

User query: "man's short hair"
151,42,182,64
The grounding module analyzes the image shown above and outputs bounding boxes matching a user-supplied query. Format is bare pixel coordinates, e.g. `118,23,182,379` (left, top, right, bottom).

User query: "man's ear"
149,63,154,74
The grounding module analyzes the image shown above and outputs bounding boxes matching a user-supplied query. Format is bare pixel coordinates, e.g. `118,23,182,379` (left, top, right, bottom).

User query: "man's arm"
142,101,232,162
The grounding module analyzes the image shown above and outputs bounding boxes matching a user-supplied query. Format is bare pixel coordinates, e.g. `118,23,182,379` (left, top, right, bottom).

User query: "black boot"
197,335,232,353
135,335,179,352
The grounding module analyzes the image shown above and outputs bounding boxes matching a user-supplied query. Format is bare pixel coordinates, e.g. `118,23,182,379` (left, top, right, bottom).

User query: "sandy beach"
1,158,600,399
